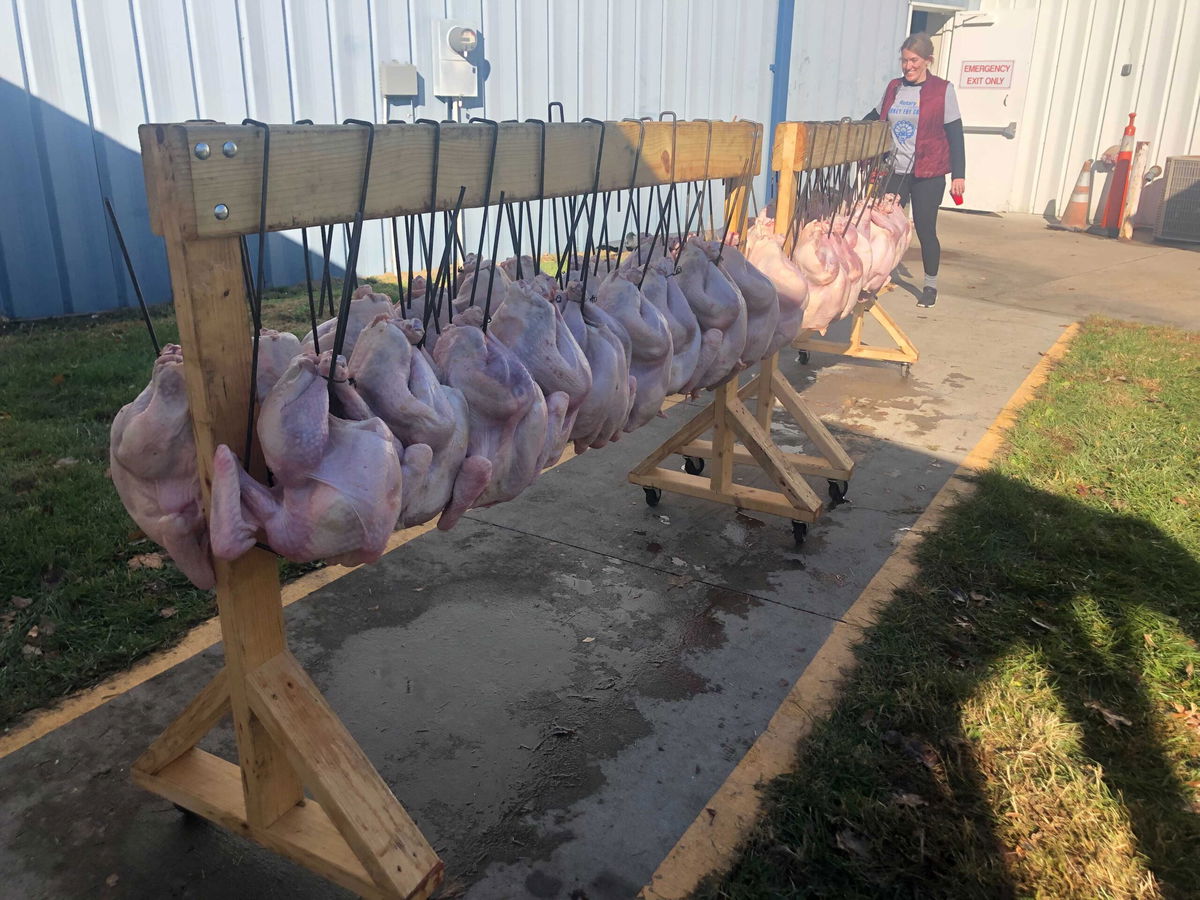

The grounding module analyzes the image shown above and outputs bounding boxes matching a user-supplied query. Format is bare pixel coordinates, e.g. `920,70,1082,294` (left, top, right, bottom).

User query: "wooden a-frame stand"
628,131,855,530
774,120,920,370
132,118,764,897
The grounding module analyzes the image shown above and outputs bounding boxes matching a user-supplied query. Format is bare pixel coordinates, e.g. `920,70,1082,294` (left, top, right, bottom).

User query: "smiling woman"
864,32,967,310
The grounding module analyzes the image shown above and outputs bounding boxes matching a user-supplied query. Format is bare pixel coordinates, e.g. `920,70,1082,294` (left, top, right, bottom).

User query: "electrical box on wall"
379,61,418,98
433,19,479,98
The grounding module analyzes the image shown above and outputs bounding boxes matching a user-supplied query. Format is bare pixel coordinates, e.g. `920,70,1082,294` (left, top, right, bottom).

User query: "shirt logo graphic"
893,120,916,143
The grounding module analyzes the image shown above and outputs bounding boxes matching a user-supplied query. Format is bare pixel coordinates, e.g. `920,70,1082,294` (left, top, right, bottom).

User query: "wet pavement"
2,214,1189,899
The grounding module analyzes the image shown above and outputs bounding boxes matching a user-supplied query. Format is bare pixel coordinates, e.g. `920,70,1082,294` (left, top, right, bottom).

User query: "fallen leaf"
0,612,15,634
53,457,78,468
581,636,595,643
667,574,695,589
127,529,146,541
1030,617,1057,632
1085,699,1132,729
835,828,870,858
51,373,66,385
105,873,119,888
158,607,177,619
1174,496,1190,506
128,552,164,570
1186,662,1194,681
38,618,56,637
26,625,39,640
21,644,42,658
1144,633,1156,648
10,596,32,609
893,792,928,808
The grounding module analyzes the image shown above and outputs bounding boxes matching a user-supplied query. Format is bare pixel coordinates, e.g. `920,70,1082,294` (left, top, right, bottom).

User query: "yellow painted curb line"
640,322,1082,900
0,395,698,760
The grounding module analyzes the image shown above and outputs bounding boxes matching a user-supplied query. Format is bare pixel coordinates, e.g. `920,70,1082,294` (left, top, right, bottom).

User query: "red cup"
952,191,964,206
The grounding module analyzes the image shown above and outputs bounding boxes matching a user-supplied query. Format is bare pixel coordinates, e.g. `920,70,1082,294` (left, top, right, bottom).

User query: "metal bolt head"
193,142,211,160
214,204,230,220
222,141,238,157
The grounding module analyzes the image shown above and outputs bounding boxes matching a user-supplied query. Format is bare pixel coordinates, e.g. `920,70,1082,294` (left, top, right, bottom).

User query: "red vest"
879,74,951,178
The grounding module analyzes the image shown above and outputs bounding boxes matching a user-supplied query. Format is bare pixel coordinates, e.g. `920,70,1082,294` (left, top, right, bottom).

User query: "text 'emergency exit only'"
959,60,1014,89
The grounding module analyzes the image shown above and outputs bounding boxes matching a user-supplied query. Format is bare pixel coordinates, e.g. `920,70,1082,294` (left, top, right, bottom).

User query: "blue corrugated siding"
1,0,913,320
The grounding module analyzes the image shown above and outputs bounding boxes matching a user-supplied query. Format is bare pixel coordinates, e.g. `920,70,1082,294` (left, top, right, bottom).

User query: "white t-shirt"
876,81,961,175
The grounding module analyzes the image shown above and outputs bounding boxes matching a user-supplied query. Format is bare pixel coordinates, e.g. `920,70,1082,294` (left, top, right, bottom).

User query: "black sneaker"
918,287,937,307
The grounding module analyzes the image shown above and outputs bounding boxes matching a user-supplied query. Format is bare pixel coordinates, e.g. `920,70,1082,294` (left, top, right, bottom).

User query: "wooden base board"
134,749,441,900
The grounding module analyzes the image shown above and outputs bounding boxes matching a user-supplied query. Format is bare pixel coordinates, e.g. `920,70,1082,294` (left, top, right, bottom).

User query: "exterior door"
938,9,1037,212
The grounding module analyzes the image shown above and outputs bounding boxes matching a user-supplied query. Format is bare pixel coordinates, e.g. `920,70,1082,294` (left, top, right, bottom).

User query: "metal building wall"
0,0,787,321
983,0,1200,215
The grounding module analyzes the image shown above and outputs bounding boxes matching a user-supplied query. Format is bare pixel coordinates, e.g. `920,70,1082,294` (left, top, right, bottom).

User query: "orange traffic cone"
1053,160,1094,231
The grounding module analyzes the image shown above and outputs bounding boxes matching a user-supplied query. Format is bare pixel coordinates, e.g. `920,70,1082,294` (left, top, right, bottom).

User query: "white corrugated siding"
984,0,1200,215
2,0,798,319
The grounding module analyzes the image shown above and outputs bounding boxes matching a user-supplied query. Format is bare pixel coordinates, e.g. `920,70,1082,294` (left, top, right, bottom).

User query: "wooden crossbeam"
142,120,761,240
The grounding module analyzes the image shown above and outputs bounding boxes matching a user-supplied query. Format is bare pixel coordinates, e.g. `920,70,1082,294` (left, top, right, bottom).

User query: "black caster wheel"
797,349,810,365
828,479,850,505
900,362,912,377
683,455,705,476
644,487,663,507
791,520,808,546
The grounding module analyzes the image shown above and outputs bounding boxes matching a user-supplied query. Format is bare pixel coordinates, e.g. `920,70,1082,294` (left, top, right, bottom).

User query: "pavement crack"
461,515,850,624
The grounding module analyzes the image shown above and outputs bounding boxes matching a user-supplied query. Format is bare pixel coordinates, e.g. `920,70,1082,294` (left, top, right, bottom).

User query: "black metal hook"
239,117,272,468
327,119,375,398
525,117,548,268
466,118,500,311
102,197,159,357
577,117,607,299
614,117,646,270
548,101,565,123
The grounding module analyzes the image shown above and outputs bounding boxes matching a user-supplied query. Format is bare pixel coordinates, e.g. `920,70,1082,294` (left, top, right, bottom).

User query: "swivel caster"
827,479,850,505
791,520,808,546
643,487,663,507
683,455,705,476
797,349,810,365
174,803,201,823
899,362,912,377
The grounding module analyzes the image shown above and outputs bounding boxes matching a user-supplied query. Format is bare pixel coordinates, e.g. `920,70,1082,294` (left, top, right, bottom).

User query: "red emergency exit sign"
960,60,1014,89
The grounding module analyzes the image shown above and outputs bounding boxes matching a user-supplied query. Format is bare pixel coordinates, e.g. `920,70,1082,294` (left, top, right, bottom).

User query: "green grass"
703,319,1200,899
0,279,403,728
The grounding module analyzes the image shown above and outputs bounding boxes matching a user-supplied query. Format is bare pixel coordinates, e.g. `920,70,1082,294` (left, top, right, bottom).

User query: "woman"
865,33,966,308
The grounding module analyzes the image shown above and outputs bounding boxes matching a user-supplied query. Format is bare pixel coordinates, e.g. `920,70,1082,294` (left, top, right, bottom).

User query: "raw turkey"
348,315,490,530
715,240,779,365
209,351,421,566
453,255,512,317
300,284,394,362
254,329,301,402
829,221,865,318
744,214,808,357
559,283,637,450
432,321,564,507
596,267,673,430
488,278,591,465
676,237,747,389
109,344,213,589
638,256,710,396
793,220,847,334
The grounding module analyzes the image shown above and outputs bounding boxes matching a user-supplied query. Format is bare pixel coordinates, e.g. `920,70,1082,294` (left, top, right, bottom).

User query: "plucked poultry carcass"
432,319,566,508
637,256,715,396
348,315,491,530
744,214,808,356
830,220,865,319
488,278,592,465
300,284,394,362
864,205,898,293
499,254,537,281
715,241,779,365
559,283,637,450
676,237,747,389
596,267,673,430
110,344,214,589
209,351,422,566
254,329,301,401
792,220,848,334
453,255,512,316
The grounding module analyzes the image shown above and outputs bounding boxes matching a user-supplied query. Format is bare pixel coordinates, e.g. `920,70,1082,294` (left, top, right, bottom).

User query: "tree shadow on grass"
706,470,1200,898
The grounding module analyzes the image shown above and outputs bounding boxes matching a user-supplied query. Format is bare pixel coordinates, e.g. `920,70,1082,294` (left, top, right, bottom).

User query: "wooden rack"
773,120,920,372
628,126,859,540
133,118,762,898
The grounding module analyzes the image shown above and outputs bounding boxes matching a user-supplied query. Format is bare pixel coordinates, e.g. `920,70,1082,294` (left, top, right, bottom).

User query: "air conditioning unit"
1154,155,1200,243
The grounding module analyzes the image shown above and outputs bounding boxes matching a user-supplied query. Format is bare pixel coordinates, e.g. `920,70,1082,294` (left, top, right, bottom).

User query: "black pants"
884,173,946,278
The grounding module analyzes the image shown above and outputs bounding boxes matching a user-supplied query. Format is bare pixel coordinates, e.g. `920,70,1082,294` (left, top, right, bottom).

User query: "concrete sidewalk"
0,217,1193,900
